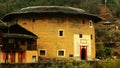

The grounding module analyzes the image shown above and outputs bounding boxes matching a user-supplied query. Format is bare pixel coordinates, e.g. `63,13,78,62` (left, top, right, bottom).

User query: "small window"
91,34,93,40
40,50,46,55
32,56,36,62
59,31,63,36
58,29,64,37
58,50,65,56
79,34,82,38
89,20,93,27
83,19,85,24
69,54,73,57
32,18,35,22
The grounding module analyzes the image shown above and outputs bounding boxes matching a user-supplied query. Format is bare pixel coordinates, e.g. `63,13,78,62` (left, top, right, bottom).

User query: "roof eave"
2,12,102,23
3,33,38,39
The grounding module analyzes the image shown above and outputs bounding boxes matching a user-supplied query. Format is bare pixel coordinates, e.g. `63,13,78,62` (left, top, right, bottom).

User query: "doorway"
32,56,36,62
80,46,87,60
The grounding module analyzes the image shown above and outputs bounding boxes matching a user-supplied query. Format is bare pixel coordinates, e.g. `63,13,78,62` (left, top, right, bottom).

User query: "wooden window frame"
57,49,65,57
58,29,64,37
40,49,46,56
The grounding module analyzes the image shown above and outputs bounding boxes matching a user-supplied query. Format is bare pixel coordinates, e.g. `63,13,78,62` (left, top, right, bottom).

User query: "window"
32,18,35,22
58,50,65,57
91,34,93,40
89,20,93,28
83,19,85,24
40,50,46,56
58,29,64,37
59,31,63,36
69,54,73,57
32,56,36,62
79,34,82,38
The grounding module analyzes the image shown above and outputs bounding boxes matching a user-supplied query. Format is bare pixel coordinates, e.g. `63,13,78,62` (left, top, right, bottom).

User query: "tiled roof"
2,6,102,22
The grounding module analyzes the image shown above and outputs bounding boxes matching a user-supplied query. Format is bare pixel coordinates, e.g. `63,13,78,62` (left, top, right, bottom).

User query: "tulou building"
1,6,101,63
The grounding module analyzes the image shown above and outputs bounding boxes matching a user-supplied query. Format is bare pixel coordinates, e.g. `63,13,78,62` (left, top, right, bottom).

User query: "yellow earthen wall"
0,52,4,63
14,16,96,59
25,51,38,63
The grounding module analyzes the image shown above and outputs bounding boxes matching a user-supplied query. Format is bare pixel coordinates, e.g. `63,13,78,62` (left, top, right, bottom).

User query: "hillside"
0,0,120,18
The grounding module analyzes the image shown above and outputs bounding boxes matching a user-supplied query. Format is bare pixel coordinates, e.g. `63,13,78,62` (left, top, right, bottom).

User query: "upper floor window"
32,18,35,22
83,19,85,24
79,34,82,38
91,34,93,40
58,29,64,37
89,20,93,28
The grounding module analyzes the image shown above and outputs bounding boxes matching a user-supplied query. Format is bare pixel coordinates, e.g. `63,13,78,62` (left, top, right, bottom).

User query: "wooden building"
0,20,7,43
2,6,101,62
0,20,7,63
0,23,38,63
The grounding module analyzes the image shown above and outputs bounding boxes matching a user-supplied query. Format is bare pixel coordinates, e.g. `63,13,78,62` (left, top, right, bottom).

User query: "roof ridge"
10,23,38,38
2,6,102,22
20,6,86,13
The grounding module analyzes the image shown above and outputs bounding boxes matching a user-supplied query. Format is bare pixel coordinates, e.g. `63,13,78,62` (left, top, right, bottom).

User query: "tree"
96,46,113,59
79,0,101,14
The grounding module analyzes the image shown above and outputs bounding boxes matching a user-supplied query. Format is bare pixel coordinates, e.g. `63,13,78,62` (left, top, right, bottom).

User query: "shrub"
96,46,113,59
77,61,91,68
65,62,73,68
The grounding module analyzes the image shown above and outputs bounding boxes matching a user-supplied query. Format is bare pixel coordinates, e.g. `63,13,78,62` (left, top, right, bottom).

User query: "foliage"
0,0,101,18
109,30,120,42
96,46,113,59
95,27,120,59
64,62,74,68
106,0,120,18
77,61,91,68
95,27,111,42
95,26,120,43
79,0,101,14
99,59,120,68
0,0,120,18
1,59,120,68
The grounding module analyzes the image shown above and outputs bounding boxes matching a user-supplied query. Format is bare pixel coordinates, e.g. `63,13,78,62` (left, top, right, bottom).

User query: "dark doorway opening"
81,47,86,60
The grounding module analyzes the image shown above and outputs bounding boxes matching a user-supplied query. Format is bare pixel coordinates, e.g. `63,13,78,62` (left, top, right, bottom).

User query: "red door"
10,52,15,62
80,46,87,60
18,52,22,63
22,52,26,62
18,52,26,63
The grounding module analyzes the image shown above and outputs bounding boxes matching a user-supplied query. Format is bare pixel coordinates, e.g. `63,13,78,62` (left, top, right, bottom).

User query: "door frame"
80,46,87,60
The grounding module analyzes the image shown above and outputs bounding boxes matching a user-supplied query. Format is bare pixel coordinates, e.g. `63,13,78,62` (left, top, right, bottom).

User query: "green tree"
96,46,113,59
